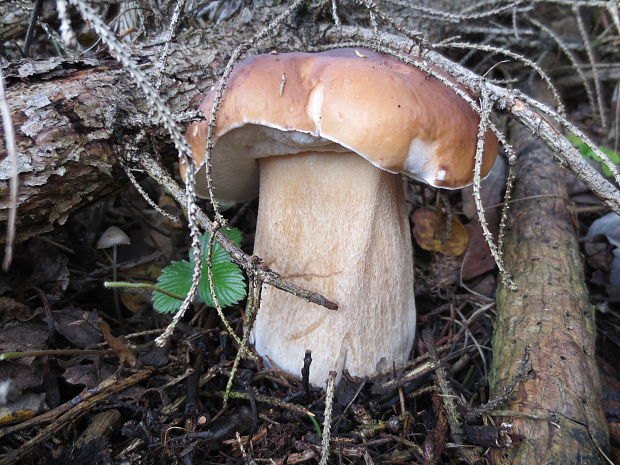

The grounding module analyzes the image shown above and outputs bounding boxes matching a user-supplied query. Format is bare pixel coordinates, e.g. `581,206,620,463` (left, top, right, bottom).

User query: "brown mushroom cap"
184,48,498,201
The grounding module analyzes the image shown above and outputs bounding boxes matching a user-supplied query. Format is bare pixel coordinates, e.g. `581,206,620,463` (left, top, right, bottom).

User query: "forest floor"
1,159,619,464
1,1,620,464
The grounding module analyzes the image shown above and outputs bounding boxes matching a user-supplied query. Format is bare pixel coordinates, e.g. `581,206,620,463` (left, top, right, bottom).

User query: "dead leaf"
119,264,161,313
64,363,115,389
158,194,181,227
0,323,48,360
120,292,152,313
27,239,70,300
0,393,46,426
412,209,469,256
461,222,496,281
54,308,102,348
98,319,138,367
586,213,620,301
0,297,33,324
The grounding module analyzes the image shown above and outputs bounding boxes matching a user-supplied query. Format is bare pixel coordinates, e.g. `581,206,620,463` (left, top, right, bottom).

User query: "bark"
488,122,609,464
0,6,305,243
2,57,126,242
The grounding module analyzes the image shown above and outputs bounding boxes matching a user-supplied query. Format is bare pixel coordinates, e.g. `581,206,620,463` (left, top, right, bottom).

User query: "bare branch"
0,68,17,271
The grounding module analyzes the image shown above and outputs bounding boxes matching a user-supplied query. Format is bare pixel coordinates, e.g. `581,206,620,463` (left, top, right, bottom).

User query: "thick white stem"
252,151,416,387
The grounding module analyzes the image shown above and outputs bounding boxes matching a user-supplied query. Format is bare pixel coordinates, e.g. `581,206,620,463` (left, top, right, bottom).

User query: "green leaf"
152,260,195,313
198,256,247,308
152,228,247,313
568,134,620,177
198,228,242,257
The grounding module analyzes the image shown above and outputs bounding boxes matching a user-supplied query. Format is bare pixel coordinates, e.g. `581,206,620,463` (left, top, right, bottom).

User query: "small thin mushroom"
97,226,131,327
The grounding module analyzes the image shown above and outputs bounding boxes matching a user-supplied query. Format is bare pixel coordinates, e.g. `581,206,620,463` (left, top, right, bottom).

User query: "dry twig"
0,68,17,271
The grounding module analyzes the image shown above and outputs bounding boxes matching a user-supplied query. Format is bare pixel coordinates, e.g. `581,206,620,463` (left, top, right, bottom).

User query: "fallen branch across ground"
488,109,610,464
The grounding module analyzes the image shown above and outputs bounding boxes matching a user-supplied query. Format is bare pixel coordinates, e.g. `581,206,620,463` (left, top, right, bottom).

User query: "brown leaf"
461,222,496,281
412,208,468,256
54,308,102,348
64,363,115,389
98,319,138,367
119,264,161,313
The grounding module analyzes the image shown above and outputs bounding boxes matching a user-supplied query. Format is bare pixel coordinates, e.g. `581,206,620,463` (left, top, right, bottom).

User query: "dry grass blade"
0,68,18,271
319,371,337,465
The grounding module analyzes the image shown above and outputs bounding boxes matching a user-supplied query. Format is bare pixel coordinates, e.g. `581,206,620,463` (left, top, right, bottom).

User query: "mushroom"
97,226,131,326
183,48,498,386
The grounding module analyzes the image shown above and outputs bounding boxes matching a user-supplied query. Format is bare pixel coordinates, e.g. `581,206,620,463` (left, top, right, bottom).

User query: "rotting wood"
73,409,121,448
0,47,217,243
488,118,610,464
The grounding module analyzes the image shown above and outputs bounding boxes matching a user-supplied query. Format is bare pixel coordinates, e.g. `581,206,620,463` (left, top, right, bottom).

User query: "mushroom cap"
96,226,131,249
184,48,498,201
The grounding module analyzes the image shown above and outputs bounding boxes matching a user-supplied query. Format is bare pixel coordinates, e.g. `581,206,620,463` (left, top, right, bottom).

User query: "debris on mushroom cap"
183,48,499,201
96,226,131,249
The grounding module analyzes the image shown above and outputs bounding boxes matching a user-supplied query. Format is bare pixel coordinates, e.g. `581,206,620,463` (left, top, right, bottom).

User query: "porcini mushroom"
184,49,498,386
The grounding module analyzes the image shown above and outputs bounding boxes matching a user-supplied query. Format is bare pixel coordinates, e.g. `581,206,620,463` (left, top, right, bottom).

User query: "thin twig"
422,330,481,464
526,15,599,125
319,371,337,465
464,347,530,422
122,164,180,223
23,0,44,56
436,41,564,115
473,91,516,289
324,27,620,214
56,0,76,50
573,5,607,129
152,0,184,94
202,0,308,227
205,221,248,355
0,369,154,465
211,391,315,417
65,0,204,347
223,275,261,404
0,68,18,271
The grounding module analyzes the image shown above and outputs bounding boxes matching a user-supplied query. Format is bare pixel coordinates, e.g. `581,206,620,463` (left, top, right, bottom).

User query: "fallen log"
0,5,301,243
0,47,215,243
488,121,610,463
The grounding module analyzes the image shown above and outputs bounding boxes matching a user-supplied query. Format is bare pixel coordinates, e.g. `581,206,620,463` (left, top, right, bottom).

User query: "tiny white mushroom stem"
251,151,416,387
